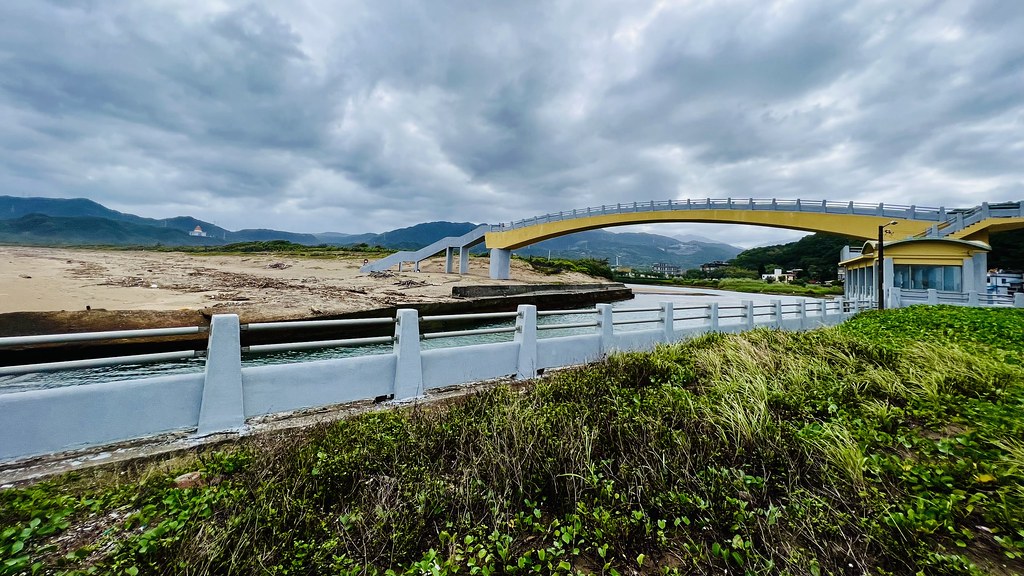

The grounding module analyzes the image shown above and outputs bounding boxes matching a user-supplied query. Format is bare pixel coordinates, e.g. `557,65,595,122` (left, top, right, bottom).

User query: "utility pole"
877,220,898,310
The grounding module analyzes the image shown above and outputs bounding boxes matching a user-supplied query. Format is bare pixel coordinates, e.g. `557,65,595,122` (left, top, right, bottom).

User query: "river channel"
1,285,826,394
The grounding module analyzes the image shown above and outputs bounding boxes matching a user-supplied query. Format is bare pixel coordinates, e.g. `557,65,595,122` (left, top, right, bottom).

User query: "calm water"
0,285,825,394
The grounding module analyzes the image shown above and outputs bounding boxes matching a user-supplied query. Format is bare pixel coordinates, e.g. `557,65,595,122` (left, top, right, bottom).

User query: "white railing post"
596,303,614,354
515,305,538,380
197,314,245,436
968,291,979,307
660,301,674,343
891,287,902,309
835,297,844,317
927,289,939,305
744,300,754,330
708,303,719,331
772,299,783,328
799,300,808,329
1015,293,1024,308
393,309,424,400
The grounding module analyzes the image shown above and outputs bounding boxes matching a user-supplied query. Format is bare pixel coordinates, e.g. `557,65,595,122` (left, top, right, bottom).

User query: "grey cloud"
0,0,1022,240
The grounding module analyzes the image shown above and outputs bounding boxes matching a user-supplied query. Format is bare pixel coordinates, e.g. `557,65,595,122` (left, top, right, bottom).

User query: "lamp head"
889,220,898,226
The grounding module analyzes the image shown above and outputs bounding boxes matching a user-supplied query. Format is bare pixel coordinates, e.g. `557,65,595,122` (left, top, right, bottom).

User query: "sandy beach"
0,246,604,321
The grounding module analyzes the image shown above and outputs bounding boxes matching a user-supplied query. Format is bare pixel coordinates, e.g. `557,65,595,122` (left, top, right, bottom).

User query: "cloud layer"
1,0,1022,246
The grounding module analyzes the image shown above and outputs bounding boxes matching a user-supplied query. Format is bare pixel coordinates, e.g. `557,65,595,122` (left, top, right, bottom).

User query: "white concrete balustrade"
0,299,880,462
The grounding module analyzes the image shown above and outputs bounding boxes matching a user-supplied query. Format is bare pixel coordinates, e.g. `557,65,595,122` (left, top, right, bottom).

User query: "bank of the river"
0,283,632,366
616,275,844,297
3,306,1023,574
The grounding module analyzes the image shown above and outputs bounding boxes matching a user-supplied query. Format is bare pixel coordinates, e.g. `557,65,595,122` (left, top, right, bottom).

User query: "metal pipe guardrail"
611,317,661,326
244,318,393,331
0,350,203,376
422,327,518,340
537,308,599,316
421,312,519,323
244,336,395,354
0,326,206,347
537,321,600,330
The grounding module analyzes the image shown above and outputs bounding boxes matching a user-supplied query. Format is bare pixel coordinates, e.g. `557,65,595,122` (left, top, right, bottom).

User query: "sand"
0,246,604,320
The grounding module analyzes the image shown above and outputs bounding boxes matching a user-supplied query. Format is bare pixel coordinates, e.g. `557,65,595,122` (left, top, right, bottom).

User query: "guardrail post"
835,297,844,317
1015,293,1024,308
927,289,938,305
596,304,614,354
890,287,902,309
660,302,674,342
743,300,754,330
197,314,245,436
981,202,990,219
799,300,808,329
708,303,719,331
968,291,979,306
393,309,424,400
773,299,783,328
514,305,538,380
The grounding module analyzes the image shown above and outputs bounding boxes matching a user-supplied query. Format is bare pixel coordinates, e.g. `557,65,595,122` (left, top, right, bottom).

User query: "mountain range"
0,195,744,268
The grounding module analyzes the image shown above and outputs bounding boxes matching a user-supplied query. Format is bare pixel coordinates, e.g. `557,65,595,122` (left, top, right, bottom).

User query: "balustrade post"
799,300,808,330
1015,293,1024,308
197,314,245,436
744,300,754,330
514,305,538,380
927,289,938,305
393,309,424,401
708,303,719,331
660,302,674,343
773,299,783,329
968,291,979,307
596,304,614,355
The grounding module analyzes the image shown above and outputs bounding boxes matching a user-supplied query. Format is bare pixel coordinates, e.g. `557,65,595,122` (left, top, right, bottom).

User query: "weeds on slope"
3,307,1024,575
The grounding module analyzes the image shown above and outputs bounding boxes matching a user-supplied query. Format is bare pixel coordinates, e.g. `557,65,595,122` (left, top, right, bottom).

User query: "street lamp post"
877,220,898,310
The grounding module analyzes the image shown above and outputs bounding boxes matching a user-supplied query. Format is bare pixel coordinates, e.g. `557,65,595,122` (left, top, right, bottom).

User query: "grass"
2,306,1024,574
615,276,845,297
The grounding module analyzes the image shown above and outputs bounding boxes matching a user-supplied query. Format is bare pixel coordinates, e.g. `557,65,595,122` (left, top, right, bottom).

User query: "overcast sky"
1,0,1022,247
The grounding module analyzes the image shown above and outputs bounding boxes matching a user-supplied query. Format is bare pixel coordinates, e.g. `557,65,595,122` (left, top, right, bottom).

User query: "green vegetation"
520,256,615,280
613,275,844,296
144,240,394,257
3,307,1024,574
990,229,1024,271
730,233,854,282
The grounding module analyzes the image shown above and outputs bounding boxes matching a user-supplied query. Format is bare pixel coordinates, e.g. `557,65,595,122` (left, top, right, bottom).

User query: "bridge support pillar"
445,247,455,274
489,248,511,280
459,246,470,274
197,314,245,436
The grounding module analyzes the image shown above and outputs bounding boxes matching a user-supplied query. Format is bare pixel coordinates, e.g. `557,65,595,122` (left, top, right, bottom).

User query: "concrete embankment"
0,284,632,365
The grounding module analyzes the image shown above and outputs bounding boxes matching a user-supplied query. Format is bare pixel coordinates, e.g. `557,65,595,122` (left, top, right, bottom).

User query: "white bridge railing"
891,288,1024,308
0,298,877,462
494,198,952,231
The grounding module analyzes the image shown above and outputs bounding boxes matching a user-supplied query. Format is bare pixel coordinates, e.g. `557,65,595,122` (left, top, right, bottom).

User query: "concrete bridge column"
459,246,470,275
489,248,511,280
444,247,455,274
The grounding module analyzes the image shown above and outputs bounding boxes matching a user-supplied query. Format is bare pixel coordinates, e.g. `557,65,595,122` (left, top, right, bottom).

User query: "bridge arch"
484,199,940,251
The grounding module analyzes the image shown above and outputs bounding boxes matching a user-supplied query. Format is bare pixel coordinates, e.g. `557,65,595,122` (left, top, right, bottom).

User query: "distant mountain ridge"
0,195,744,268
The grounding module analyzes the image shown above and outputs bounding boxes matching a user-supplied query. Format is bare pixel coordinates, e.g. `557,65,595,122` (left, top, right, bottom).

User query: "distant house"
700,260,730,274
761,268,796,283
189,226,207,237
988,269,1023,295
652,263,682,276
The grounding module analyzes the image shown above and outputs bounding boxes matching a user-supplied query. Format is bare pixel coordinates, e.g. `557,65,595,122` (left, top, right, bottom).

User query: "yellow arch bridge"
360,198,1024,280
